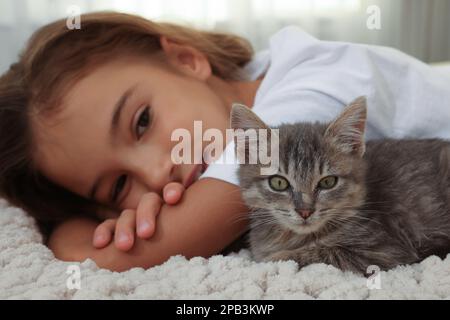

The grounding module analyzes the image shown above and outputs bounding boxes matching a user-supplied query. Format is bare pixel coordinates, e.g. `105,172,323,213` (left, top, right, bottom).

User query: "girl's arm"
47,178,249,272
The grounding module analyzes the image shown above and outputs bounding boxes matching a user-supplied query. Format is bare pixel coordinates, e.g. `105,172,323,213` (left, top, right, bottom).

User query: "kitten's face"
231,97,368,235
238,123,367,235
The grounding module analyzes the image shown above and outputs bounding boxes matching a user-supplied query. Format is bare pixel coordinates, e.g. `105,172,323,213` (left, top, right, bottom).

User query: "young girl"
0,12,449,272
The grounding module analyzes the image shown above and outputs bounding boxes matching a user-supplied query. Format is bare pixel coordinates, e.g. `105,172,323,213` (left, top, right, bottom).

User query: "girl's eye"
135,106,152,139
268,175,290,191
110,106,151,205
111,174,127,204
110,106,152,204
318,176,338,189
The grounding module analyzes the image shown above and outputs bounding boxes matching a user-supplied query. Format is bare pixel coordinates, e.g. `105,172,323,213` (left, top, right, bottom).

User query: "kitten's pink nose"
297,209,313,219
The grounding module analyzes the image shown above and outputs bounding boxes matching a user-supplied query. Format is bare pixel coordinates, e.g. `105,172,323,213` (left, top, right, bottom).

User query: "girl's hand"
92,182,186,251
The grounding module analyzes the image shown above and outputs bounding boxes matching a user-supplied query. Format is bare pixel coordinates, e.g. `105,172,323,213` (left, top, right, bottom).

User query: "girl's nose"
149,159,177,193
131,153,178,195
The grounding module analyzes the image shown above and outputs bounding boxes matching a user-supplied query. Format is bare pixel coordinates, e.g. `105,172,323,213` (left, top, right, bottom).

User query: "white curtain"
0,0,449,73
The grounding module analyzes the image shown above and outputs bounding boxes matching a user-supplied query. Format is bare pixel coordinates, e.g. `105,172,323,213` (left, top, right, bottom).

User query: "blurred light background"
0,0,449,73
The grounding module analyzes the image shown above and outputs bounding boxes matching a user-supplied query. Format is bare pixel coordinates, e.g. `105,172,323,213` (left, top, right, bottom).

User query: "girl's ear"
159,36,212,81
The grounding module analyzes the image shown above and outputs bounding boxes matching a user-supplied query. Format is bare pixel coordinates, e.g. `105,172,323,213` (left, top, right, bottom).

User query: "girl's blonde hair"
0,11,253,238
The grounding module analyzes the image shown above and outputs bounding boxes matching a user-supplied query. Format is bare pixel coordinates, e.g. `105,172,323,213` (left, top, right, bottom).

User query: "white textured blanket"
1,198,449,299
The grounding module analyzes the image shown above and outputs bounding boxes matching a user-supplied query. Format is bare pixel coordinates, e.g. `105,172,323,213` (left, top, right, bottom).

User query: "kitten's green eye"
268,175,290,191
318,176,338,189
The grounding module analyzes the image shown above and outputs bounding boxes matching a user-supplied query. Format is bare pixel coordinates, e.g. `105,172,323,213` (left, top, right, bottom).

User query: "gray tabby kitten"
230,97,450,275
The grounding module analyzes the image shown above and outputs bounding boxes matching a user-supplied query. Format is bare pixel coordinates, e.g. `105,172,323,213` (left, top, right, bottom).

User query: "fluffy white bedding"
1,198,449,300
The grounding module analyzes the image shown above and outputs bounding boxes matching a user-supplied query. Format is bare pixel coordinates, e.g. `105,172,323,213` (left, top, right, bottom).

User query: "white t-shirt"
200,26,450,186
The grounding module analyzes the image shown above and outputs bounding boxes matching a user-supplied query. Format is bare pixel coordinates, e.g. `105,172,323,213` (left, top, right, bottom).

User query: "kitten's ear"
230,103,270,164
230,103,269,131
324,96,367,157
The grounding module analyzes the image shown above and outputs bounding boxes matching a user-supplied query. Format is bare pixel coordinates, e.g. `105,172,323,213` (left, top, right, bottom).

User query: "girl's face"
32,45,260,213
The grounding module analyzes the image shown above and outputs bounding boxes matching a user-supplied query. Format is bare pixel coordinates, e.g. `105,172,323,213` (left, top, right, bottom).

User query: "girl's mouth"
183,161,208,188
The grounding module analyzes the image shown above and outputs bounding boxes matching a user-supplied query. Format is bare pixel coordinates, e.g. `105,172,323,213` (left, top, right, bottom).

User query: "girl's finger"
136,192,163,239
114,209,136,251
93,219,117,248
163,182,185,205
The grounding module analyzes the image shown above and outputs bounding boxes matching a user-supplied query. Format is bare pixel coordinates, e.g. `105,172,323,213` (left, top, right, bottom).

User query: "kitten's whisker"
250,219,279,230
323,212,375,232
322,206,387,226
228,208,270,225
226,211,253,225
